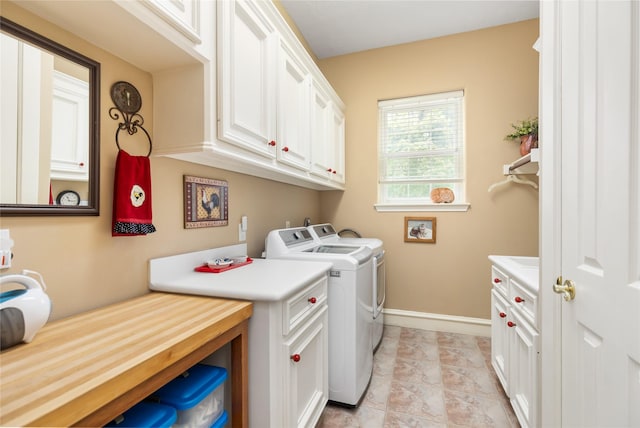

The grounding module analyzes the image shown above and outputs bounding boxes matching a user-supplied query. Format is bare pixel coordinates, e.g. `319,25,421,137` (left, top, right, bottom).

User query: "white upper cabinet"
328,104,345,184
143,0,201,43
276,38,311,171
217,0,277,158
18,0,345,190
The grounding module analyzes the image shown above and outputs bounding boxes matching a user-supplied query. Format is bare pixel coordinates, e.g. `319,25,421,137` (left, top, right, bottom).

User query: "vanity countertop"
488,255,540,292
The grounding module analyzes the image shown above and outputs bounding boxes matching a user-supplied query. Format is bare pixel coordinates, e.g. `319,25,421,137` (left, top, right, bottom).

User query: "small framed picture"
404,217,436,243
183,175,229,228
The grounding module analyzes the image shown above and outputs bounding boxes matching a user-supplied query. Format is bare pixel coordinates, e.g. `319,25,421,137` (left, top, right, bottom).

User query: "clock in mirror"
0,17,100,216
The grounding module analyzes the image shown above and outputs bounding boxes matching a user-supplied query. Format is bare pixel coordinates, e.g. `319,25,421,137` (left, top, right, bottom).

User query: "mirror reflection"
0,17,100,216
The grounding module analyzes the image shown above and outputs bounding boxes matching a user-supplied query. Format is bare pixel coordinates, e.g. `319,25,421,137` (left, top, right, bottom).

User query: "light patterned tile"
441,365,500,396
317,404,386,428
363,373,392,410
439,346,487,369
393,357,442,385
436,331,479,349
399,327,438,345
443,389,515,427
384,410,448,428
396,340,439,362
387,381,447,423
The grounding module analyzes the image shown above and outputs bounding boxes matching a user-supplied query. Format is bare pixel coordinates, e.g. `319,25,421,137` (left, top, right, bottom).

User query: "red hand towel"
112,150,156,236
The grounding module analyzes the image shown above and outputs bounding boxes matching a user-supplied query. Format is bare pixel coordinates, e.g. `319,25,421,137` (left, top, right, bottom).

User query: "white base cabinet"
490,262,539,428
249,275,329,428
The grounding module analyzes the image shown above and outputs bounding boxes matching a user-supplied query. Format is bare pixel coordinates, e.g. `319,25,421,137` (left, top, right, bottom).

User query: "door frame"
538,0,562,426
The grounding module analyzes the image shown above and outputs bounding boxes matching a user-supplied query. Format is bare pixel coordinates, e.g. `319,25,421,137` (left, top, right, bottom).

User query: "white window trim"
374,203,470,212
377,90,468,211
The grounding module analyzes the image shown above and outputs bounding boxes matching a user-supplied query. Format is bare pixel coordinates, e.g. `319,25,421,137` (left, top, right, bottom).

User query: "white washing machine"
308,224,386,350
265,227,373,407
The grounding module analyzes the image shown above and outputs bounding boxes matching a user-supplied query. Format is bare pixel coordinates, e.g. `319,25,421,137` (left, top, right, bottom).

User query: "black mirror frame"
0,17,100,216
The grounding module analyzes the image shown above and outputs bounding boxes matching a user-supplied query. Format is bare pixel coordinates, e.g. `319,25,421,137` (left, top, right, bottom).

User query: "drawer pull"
493,278,502,284
308,297,317,304
507,321,516,328
499,312,507,318
290,353,301,362
268,140,276,146
282,146,290,152
514,296,525,303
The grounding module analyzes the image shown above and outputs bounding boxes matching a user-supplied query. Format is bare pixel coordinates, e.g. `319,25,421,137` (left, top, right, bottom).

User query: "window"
376,90,467,211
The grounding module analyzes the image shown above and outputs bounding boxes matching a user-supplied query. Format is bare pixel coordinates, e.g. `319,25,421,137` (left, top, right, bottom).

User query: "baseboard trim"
383,308,491,337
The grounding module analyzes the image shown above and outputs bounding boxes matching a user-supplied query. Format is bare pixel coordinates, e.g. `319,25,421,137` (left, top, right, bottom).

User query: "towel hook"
109,81,152,157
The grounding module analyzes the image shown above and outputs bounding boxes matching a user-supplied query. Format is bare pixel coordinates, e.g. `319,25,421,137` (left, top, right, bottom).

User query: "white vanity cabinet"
489,256,540,428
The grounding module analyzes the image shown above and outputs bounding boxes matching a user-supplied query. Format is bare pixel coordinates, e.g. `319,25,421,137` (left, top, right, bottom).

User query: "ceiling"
280,0,540,59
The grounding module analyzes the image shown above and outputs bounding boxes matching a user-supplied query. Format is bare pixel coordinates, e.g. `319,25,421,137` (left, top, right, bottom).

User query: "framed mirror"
0,17,100,216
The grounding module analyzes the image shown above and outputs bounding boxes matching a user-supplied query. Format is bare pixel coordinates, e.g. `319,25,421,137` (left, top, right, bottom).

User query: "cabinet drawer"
283,275,327,335
491,266,509,298
509,279,538,328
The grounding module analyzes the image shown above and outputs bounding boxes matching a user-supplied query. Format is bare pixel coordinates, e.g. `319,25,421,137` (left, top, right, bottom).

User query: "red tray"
194,258,253,273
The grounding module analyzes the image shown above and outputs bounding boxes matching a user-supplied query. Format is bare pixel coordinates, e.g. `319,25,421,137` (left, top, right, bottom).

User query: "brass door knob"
553,276,576,301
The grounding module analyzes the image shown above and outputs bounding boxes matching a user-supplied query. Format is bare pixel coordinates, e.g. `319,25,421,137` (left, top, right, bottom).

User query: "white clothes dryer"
265,227,373,407
307,224,386,350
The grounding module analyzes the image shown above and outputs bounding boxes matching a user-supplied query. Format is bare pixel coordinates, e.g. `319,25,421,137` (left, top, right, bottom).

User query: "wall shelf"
503,148,539,175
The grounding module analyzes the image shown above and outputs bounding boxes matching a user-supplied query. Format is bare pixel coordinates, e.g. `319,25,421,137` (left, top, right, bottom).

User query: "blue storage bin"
105,401,177,428
210,410,228,428
153,364,227,428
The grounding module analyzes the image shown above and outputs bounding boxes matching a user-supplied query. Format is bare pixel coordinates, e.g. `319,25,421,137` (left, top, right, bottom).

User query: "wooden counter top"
0,292,252,427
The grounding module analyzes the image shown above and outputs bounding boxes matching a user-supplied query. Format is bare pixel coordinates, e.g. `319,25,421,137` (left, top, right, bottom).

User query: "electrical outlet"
238,224,246,242
285,220,291,228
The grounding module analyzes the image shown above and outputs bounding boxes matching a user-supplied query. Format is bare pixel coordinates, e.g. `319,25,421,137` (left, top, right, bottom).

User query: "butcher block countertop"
0,292,253,427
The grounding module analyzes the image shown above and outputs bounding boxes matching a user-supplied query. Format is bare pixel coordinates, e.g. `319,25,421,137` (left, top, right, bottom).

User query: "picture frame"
183,175,229,228
404,217,436,243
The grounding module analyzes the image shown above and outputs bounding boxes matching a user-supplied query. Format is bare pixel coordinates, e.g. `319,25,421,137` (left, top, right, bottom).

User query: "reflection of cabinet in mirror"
51,70,89,183
0,31,89,205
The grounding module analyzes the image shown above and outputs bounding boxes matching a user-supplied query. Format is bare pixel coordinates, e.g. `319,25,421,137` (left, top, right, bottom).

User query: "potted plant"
505,117,538,156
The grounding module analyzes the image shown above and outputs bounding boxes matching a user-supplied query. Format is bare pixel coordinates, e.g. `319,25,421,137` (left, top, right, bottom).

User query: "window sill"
374,203,470,212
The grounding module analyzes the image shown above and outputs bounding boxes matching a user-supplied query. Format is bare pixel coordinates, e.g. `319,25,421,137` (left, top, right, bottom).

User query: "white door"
554,1,640,426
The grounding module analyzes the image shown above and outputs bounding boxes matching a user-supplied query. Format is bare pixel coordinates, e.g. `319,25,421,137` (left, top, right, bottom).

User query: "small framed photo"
404,217,436,243
183,175,228,228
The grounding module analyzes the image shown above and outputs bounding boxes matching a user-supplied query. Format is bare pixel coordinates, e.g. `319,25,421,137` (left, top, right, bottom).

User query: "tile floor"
317,326,519,428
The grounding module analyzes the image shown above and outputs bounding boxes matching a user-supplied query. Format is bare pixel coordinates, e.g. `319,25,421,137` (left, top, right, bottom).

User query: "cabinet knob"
282,146,289,152
514,296,525,303
308,297,317,304
268,140,276,146
507,321,516,327
290,353,301,362
493,278,502,284
332,170,337,174
499,312,507,318
79,162,85,167
327,168,333,172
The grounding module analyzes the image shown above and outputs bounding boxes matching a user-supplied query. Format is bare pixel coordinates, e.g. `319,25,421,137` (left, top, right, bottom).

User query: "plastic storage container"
152,364,227,428
210,410,228,428
105,401,177,428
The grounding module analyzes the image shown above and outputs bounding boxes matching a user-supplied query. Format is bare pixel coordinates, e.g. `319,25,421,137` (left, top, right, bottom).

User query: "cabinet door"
491,289,510,396
276,38,310,171
328,104,345,183
218,0,277,158
144,0,201,42
283,305,328,428
50,71,89,182
309,81,332,178
509,308,539,428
